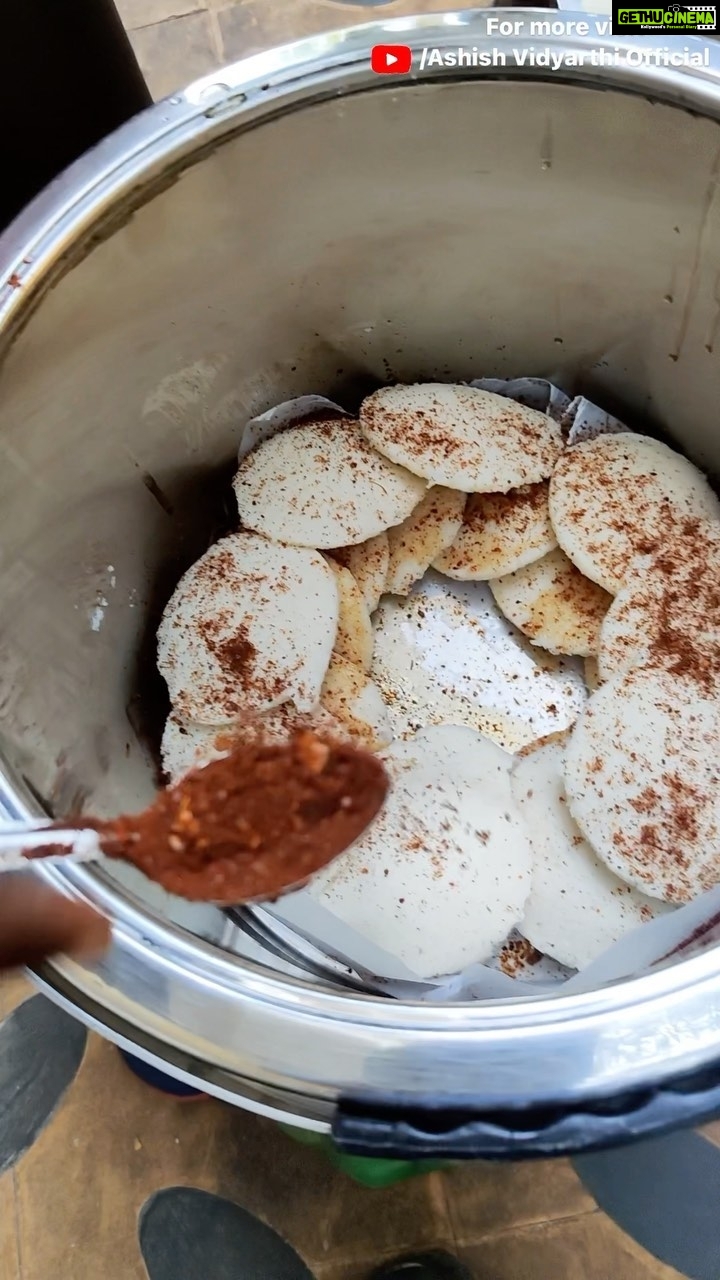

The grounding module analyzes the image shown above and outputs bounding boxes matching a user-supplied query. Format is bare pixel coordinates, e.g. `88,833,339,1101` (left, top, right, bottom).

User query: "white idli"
320,653,392,751
157,533,338,723
598,516,720,683
329,533,389,614
385,487,465,596
161,714,235,783
489,547,612,657
549,433,720,594
233,417,425,547
371,577,587,748
512,735,669,969
360,383,563,492
563,667,720,903
307,725,533,978
434,482,556,581
324,558,374,671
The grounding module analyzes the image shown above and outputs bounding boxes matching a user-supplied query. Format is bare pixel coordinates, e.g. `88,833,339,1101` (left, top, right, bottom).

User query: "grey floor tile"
129,11,219,98
116,0,206,32
458,1212,684,1280
443,1158,594,1244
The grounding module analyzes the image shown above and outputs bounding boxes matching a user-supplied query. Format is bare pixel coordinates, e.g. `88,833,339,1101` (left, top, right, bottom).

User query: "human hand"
0,874,110,970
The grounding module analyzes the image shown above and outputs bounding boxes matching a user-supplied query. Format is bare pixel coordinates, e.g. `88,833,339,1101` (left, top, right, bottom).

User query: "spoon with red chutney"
0,732,389,904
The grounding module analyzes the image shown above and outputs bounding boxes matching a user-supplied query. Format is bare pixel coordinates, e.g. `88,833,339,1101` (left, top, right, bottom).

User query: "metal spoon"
0,822,102,870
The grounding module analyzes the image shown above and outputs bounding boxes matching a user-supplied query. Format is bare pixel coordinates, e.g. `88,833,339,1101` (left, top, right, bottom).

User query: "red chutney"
61,731,388,903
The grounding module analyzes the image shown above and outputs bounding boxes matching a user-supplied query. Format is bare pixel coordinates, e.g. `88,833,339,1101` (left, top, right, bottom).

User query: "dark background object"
0,996,87,1174
575,1131,720,1280
333,1063,720,1159
118,1048,206,1099
139,1187,315,1280
0,0,150,231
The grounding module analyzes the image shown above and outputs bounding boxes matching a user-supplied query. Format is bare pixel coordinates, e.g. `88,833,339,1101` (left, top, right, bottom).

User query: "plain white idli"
161,714,235,783
307,724,533,978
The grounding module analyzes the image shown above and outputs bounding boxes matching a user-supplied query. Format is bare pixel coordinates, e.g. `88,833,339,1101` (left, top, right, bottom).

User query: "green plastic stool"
280,1124,452,1188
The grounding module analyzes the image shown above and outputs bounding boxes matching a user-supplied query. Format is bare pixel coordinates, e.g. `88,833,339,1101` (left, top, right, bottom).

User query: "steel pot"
2,10,720,1160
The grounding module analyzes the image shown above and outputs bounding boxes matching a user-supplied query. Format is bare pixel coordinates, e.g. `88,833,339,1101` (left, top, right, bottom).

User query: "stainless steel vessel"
2,10,720,1158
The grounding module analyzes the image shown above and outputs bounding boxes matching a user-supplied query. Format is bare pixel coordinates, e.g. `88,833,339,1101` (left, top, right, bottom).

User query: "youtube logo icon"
371,44,412,74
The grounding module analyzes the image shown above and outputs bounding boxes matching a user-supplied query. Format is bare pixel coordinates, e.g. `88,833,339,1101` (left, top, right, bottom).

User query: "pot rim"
3,9,720,1117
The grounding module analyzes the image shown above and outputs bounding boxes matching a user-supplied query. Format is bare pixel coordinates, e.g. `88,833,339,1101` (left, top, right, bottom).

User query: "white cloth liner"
238,377,719,1002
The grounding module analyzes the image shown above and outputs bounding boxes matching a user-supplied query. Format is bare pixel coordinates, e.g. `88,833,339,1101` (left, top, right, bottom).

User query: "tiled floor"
0,3,715,1279
117,0,481,99
0,971,694,1280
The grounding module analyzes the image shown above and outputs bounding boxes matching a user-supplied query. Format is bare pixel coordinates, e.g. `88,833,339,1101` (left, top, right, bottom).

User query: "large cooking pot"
2,10,720,1160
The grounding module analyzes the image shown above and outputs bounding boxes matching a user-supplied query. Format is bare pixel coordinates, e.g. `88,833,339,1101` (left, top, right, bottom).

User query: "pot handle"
333,1064,720,1159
